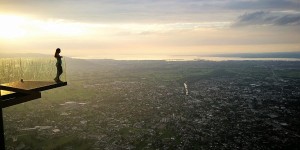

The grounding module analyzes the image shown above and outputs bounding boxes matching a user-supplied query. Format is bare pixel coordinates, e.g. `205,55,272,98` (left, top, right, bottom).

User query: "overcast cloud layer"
233,11,300,26
0,0,299,57
1,0,299,23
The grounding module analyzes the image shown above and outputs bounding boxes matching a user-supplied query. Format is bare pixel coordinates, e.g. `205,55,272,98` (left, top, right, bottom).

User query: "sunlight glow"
0,14,89,40
0,14,231,43
96,22,231,34
0,15,27,39
35,19,87,36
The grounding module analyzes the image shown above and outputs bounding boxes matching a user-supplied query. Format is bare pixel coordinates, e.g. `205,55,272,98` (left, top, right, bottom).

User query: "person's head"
56,48,61,54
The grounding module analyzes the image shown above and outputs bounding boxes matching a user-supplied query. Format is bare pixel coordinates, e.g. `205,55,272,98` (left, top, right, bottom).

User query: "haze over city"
1,1,300,149
0,0,300,59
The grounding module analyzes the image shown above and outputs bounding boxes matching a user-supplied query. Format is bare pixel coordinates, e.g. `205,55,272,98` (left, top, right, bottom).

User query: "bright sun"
0,14,88,40
0,15,27,39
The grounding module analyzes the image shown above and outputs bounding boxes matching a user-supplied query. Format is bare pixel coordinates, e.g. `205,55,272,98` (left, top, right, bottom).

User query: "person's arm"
55,53,63,58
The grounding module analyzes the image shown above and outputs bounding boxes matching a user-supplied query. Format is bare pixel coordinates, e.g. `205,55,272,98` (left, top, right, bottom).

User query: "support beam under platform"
0,80,67,149
0,109,4,150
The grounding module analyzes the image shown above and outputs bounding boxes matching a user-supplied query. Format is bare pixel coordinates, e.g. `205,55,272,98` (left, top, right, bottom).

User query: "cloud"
233,11,300,27
0,0,232,23
1,0,299,24
227,0,300,10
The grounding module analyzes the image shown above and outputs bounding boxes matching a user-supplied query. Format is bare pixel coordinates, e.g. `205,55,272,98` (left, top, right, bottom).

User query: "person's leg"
59,65,63,76
57,65,63,81
54,64,62,82
54,65,59,81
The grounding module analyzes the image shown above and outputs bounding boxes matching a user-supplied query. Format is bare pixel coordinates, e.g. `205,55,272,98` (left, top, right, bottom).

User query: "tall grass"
0,58,66,84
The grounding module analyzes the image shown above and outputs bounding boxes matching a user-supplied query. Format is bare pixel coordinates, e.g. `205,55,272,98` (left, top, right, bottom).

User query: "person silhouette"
54,48,63,82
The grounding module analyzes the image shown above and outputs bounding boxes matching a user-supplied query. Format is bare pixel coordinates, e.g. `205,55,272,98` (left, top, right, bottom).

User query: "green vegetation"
7,133,93,150
275,69,300,78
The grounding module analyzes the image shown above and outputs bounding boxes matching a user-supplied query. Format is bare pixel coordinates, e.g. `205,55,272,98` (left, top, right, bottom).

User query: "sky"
0,0,299,59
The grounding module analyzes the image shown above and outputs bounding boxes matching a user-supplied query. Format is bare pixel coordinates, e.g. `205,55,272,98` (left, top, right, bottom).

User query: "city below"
2,59,300,149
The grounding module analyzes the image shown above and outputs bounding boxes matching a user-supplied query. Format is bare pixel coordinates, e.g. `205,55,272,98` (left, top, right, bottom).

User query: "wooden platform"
0,81,67,108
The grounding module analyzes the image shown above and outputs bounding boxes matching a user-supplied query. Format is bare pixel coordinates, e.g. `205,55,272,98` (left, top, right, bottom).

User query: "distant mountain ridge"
0,53,52,58
1,52,300,60
212,52,300,58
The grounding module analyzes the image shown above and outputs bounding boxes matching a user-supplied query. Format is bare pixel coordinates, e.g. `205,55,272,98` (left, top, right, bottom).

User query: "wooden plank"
0,80,67,108
1,81,67,91
0,85,37,95
0,81,67,97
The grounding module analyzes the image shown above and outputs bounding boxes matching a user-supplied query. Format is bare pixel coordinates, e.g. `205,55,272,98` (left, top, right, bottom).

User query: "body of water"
74,55,300,61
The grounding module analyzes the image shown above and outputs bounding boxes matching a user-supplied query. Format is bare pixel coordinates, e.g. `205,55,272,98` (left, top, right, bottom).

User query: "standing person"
54,48,63,82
